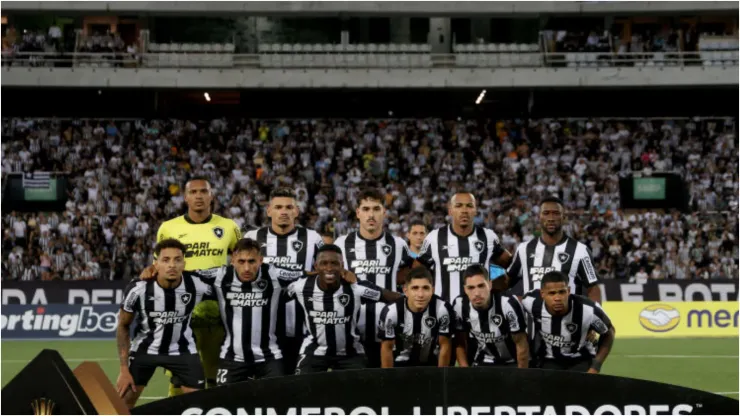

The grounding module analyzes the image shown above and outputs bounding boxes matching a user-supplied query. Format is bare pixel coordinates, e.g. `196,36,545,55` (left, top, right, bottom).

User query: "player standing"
416,192,513,303
453,265,529,368
155,177,241,394
507,196,601,302
406,220,428,259
116,239,213,409
244,187,324,375
521,271,615,373
378,267,455,368
334,188,415,367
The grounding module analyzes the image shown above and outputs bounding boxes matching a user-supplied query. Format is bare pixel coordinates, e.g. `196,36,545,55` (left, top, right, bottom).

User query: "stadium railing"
2,51,737,69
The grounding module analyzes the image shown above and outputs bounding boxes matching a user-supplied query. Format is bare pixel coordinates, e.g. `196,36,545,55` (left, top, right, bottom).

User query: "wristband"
590,359,603,372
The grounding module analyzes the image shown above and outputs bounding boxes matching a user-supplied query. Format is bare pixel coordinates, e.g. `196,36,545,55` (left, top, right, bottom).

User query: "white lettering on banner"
617,283,737,302
658,285,684,302
0,306,118,337
619,284,645,302
1,288,125,305
68,289,124,305
182,406,693,416
711,284,736,302
182,408,391,415
1,289,49,305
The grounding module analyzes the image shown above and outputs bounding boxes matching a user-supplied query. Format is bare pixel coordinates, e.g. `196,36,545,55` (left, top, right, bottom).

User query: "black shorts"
363,340,381,369
295,354,366,375
128,352,205,389
277,336,303,375
216,359,284,385
540,357,592,372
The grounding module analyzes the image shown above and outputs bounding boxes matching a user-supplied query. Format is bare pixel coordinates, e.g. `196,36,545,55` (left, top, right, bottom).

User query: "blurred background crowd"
2,116,737,282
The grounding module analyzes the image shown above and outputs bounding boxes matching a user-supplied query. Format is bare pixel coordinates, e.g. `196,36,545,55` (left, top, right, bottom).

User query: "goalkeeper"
155,177,241,396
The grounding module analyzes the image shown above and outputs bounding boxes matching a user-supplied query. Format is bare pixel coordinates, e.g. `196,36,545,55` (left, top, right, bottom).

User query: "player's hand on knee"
116,370,136,397
139,265,157,280
340,269,357,284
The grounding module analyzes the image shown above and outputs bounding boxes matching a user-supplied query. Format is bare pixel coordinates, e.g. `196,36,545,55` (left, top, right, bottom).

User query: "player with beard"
245,187,324,375
288,245,403,373
155,177,241,395
334,188,415,368
453,265,529,368
507,196,601,302
117,239,213,409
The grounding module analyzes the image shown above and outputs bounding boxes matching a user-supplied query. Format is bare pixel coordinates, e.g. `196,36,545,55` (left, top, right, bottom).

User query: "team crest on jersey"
381,244,392,256
558,252,571,263
491,314,503,327
424,316,437,329
474,240,485,253
213,227,224,239
566,323,579,334
337,294,351,307
292,240,304,252
255,280,268,292
180,293,192,305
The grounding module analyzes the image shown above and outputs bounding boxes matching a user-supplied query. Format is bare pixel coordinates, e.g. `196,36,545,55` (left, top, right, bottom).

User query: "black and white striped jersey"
334,231,413,343
244,226,323,338
122,272,212,356
417,225,505,302
507,235,599,297
286,276,382,357
206,264,299,364
521,291,613,361
452,292,526,365
378,295,454,366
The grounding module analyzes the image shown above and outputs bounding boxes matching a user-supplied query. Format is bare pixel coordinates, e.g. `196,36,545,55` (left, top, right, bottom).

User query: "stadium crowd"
1,117,737,282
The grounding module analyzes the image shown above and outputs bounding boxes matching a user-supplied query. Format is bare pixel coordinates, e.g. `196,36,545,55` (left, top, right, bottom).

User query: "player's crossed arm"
352,278,403,304
503,297,530,369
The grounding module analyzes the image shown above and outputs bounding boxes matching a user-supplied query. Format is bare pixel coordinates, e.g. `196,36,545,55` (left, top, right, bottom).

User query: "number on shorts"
216,369,228,384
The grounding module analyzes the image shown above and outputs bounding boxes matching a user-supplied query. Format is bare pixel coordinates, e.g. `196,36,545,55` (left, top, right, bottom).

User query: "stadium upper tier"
1,1,736,15
4,50,738,71
1,117,736,283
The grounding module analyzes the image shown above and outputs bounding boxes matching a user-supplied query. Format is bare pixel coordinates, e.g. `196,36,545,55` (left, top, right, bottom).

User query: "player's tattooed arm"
116,309,138,397
117,309,135,367
589,326,615,374
511,332,530,368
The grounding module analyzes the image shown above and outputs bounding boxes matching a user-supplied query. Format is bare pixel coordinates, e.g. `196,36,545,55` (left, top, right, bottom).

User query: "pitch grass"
2,338,738,407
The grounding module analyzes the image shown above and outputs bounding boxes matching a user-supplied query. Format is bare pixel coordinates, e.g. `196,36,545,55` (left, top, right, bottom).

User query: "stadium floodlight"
204,92,211,102
475,89,486,105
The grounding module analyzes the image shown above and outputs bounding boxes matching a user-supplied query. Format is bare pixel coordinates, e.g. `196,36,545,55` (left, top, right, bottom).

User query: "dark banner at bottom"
133,368,738,415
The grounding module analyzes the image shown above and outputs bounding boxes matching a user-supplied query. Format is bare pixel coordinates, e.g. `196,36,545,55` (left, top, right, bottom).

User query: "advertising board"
603,302,739,338
0,305,120,339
